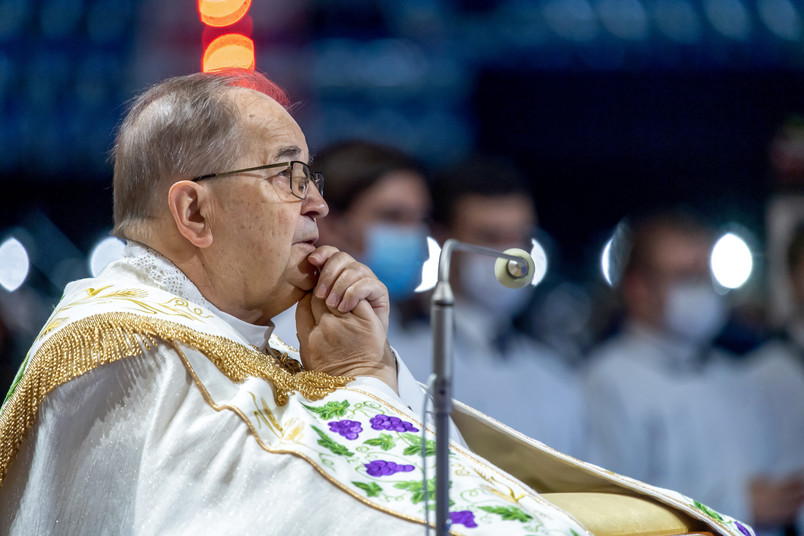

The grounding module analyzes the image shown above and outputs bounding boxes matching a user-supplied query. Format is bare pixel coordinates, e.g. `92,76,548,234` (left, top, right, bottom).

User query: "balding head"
111,69,289,243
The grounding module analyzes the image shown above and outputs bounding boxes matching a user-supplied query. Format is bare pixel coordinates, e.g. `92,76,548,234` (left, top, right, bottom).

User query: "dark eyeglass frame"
191,160,324,200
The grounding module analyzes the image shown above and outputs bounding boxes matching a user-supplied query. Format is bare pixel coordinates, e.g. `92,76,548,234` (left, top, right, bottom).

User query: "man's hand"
295,246,397,393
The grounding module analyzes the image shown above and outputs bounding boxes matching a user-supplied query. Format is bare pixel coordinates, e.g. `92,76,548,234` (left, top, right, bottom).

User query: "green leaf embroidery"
479,505,533,523
364,433,396,451
310,425,353,457
400,432,435,456
353,481,383,497
393,477,452,505
302,400,350,420
693,500,724,522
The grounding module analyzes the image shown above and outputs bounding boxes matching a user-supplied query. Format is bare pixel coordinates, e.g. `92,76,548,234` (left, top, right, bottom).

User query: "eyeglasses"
191,160,324,201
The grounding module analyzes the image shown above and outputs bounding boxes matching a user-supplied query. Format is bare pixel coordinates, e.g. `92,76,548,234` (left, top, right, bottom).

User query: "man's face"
647,232,712,291
449,193,535,293
203,88,328,323
334,171,431,257
450,193,534,251
634,230,713,326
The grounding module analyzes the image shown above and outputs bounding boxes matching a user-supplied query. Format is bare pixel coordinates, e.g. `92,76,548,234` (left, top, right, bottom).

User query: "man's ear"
168,180,213,248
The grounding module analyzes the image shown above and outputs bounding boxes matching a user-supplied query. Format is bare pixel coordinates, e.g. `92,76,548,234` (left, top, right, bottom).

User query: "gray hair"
111,69,289,239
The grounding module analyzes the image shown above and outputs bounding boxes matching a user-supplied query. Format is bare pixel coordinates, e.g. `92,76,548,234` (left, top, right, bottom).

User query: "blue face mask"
363,224,428,301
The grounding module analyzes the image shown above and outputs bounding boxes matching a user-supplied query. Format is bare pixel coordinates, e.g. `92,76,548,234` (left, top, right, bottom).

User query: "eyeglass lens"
290,162,323,199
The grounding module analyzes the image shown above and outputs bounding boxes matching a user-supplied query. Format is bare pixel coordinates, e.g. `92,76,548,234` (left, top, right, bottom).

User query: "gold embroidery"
270,347,304,374
56,287,213,322
37,317,69,340
249,391,283,436
0,312,352,485
282,419,304,442
86,285,114,297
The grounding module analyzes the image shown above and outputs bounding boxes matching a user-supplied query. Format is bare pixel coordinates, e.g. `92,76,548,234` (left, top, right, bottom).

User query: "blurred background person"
743,222,804,536
272,140,433,352
583,207,790,528
402,155,587,459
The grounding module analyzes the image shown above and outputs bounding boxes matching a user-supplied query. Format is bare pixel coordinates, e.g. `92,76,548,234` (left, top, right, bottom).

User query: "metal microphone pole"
431,239,531,536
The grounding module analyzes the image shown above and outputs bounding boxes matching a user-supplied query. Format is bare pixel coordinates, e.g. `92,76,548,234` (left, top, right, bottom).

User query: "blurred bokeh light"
0,237,29,292
89,235,125,277
530,238,548,286
711,231,754,289
198,0,251,28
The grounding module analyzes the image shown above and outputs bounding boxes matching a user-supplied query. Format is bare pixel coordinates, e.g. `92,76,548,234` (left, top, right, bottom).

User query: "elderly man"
0,70,752,535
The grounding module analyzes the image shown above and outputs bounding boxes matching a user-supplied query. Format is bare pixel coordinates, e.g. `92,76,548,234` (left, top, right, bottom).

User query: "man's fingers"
310,251,352,299
307,245,340,269
337,278,389,314
312,251,377,304
350,299,378,323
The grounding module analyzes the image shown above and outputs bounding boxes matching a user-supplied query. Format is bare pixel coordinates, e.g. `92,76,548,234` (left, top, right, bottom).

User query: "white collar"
120,242,274,350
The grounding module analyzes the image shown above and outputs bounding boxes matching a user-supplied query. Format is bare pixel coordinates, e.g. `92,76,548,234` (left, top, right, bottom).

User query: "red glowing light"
202,33,255,72
197,0,252,28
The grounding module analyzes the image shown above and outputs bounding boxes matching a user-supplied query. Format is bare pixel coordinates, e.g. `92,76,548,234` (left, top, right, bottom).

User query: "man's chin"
288,258,319,292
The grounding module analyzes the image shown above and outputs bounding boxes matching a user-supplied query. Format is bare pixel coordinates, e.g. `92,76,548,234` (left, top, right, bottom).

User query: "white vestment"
0,244,754,536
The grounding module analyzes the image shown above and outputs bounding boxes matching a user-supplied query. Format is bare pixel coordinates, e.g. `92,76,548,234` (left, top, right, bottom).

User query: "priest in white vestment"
0,69,754,536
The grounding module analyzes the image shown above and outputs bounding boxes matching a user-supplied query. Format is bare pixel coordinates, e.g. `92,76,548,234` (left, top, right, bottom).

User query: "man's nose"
302,186,329,219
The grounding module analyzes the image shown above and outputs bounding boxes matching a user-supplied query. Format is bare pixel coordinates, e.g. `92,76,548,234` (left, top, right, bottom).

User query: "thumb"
295,293,314,344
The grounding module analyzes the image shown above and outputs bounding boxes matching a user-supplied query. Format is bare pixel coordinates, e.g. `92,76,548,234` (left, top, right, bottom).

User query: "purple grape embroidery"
327,419,363,440
365,460,415,477
450,510,477,528
370,414,419,433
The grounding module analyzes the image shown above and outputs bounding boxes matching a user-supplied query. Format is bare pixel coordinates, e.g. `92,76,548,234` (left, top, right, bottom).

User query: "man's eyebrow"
273,145,302,162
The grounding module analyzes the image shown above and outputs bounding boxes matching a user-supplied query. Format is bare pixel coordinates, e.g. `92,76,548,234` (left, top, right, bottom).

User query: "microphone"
428,239,534,536
494,247,535,289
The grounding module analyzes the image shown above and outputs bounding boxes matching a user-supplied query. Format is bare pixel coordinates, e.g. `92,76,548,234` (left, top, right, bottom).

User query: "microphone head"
494,248,535,289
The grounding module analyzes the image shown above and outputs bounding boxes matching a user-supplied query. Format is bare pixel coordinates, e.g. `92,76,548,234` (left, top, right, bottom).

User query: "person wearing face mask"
742,223,804,536
400,155,588,459
583,208,774,529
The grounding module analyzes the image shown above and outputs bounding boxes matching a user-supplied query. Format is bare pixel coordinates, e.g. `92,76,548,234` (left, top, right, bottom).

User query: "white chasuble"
0,264,755,536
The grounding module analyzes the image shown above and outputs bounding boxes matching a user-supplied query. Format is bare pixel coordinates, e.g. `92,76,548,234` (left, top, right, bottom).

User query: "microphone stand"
431,239,530,536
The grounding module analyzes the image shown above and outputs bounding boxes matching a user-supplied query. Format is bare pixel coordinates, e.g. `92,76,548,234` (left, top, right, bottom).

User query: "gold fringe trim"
0,311,352,485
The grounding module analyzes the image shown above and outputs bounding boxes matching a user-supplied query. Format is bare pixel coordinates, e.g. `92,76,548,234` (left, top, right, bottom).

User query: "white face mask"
663,281,726,343
458,254,532,316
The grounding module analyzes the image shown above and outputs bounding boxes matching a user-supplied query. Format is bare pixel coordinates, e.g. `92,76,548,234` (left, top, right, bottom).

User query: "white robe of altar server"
744,337,804,534
583,322,765,524
391,300,588,461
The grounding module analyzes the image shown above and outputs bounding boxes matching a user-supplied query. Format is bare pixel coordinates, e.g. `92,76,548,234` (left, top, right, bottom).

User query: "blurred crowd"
2,127,804,534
